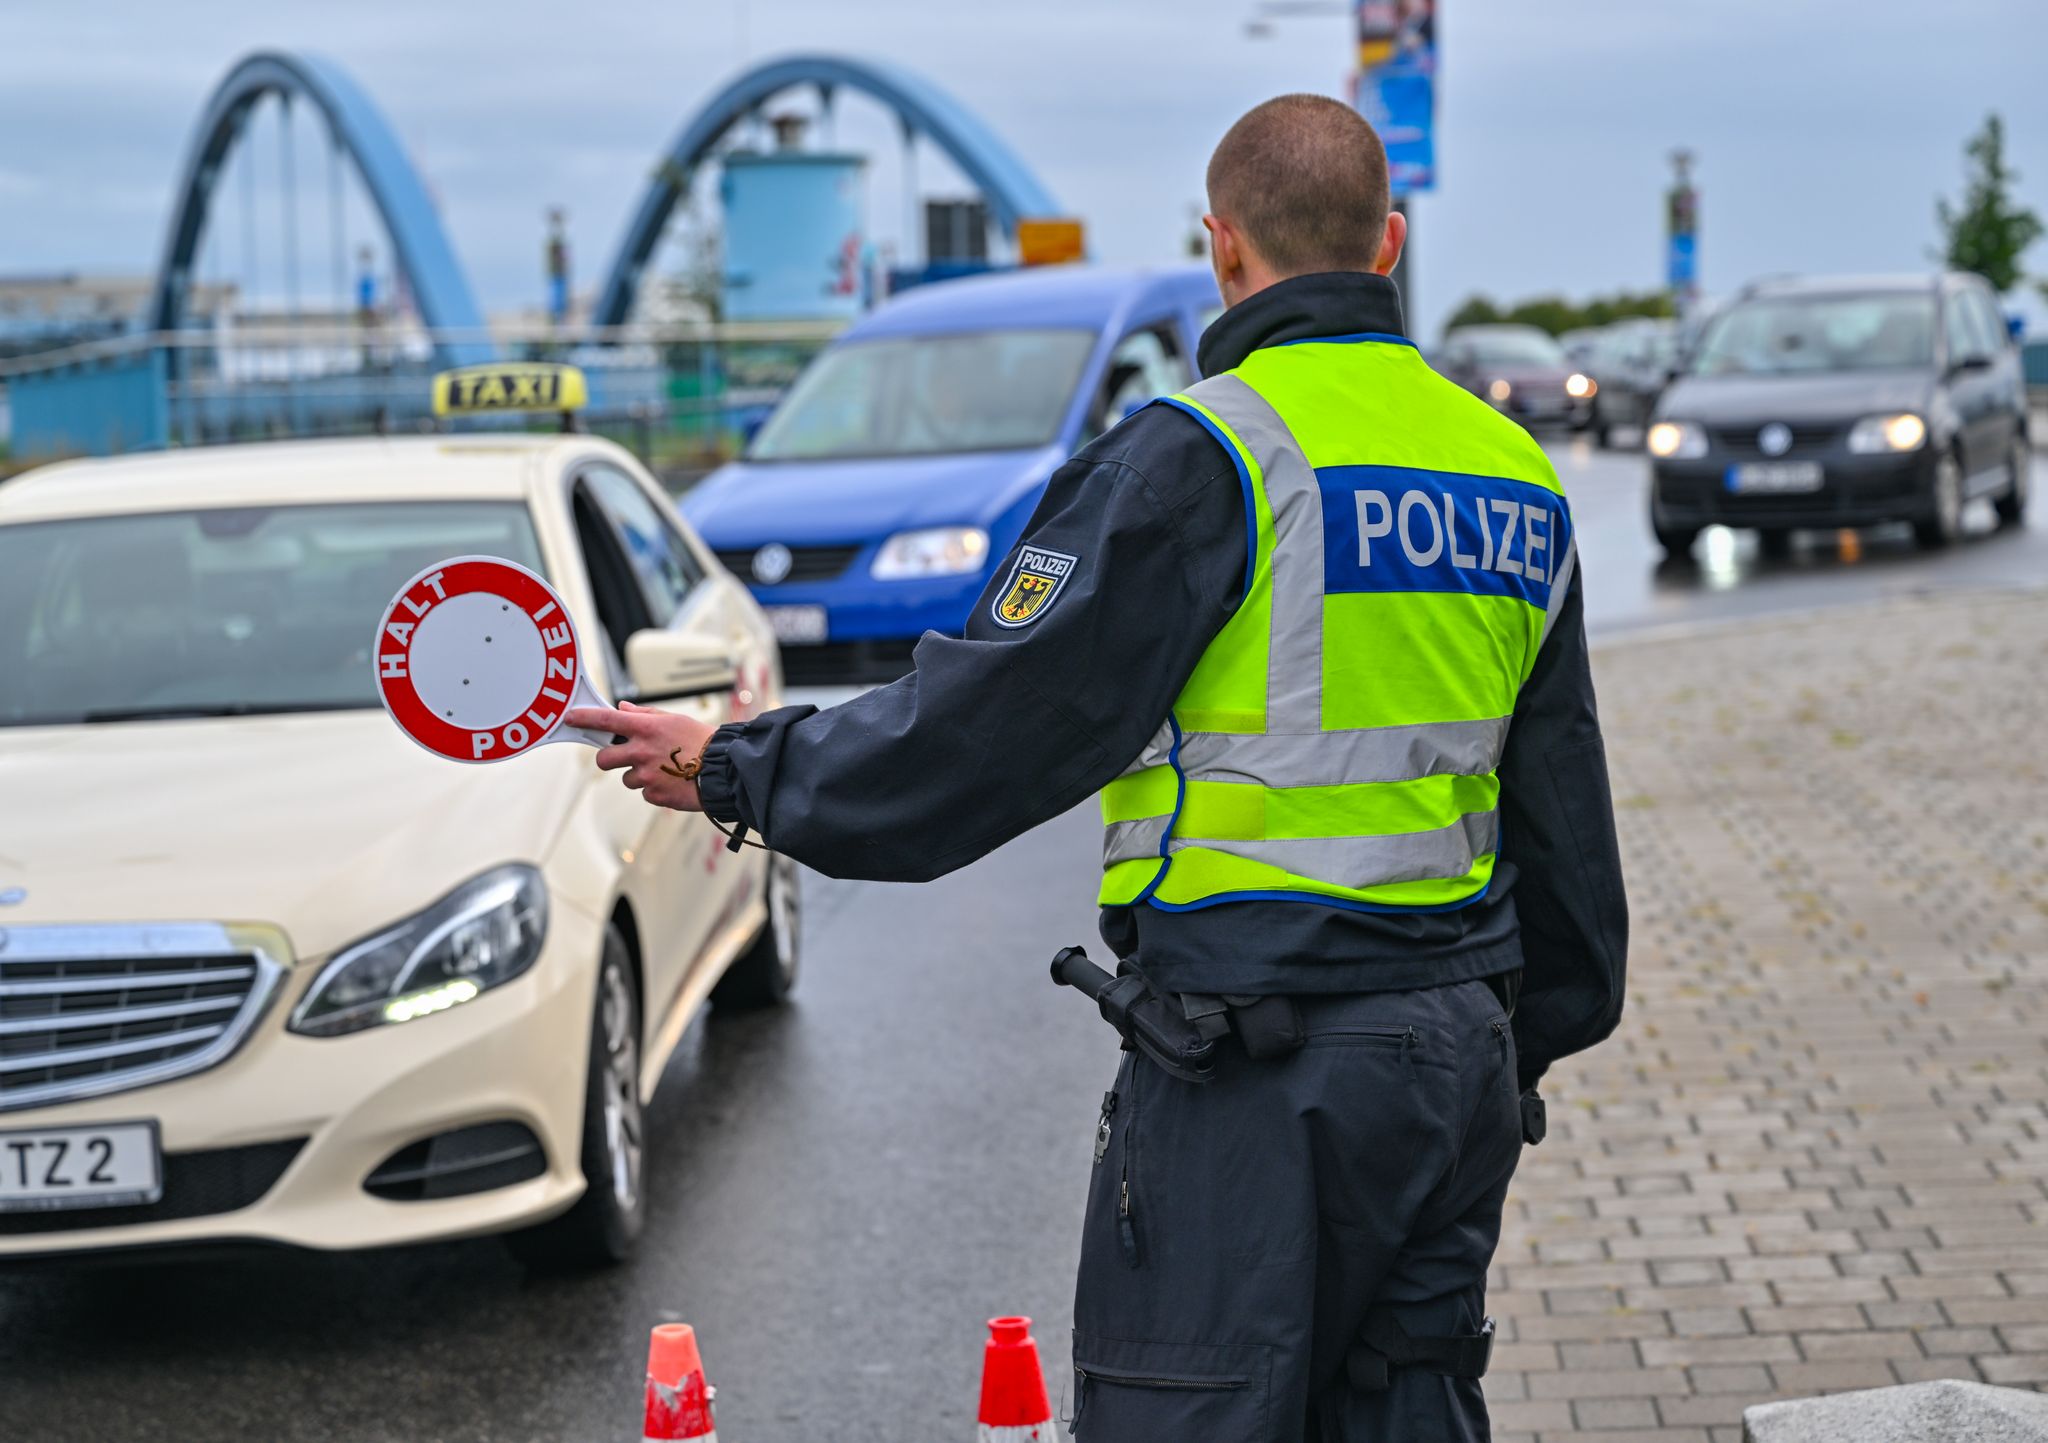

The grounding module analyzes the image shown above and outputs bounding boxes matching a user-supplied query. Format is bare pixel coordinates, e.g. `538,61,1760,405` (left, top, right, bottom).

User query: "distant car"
1557,327,1605,368
684,265,1222,685
1436,324,1595,431
1585,318,1678,446
1646,273,2029,557
0,414,794,1268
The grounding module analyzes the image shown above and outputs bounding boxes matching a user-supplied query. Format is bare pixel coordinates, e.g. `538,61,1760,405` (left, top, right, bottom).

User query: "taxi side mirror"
625,630,738,702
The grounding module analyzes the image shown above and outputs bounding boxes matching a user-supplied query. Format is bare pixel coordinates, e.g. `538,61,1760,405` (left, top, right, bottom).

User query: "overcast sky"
3,0,2043,338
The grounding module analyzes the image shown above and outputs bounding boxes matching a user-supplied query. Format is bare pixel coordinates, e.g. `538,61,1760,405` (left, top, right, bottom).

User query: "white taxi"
0,373,795,1266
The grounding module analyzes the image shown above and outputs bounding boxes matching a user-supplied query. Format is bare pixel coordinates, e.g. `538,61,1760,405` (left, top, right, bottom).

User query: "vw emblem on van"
752,543,795,585
1757,423,1793,457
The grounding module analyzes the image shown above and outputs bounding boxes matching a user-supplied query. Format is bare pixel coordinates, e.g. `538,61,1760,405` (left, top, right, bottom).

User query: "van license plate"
1728,462,1823,494
765,606,827,646
0,1122,162,1212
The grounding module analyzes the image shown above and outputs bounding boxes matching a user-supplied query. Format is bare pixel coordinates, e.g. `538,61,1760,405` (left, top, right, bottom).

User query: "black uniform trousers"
1072,975,1523,1442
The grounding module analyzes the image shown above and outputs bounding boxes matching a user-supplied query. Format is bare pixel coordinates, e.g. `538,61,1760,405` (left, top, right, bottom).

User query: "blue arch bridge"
3,49,1064,468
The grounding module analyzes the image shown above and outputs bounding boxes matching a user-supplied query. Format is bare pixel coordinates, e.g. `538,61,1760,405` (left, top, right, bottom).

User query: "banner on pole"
1352,0,1438,195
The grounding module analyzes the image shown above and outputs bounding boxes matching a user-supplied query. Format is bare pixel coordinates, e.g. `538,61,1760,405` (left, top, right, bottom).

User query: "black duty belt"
1049,946,1303,1083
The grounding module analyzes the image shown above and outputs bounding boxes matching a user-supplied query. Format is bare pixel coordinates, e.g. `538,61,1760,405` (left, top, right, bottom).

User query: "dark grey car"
1646,273,2028,557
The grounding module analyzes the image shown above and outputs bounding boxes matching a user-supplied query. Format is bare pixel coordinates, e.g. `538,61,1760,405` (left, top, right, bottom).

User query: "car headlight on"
1847,412,1927,454
1565,372,1596,399
1487,379,1512,403
289,865,548,1037
870,526,991,579
1646,420,1708,459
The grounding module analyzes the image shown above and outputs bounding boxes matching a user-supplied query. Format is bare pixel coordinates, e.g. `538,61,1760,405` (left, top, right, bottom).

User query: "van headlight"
289,865,548,1037
1647,421,1708,459
870,526,990,579
1847,413,1926,454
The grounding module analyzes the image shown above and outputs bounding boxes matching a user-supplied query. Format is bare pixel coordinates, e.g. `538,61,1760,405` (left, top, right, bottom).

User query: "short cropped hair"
1206,94,1390,276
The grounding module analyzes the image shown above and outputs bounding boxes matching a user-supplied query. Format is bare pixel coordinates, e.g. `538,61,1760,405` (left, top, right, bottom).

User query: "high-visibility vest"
1099,332,1576,914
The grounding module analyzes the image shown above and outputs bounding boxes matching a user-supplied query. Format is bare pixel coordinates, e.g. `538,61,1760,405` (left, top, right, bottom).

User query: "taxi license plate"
1728,461,1824,494
0,1121,161,1212
765,605,827,646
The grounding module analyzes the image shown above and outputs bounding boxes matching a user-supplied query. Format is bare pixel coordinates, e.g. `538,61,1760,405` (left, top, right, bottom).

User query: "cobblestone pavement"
1487,586,2048,1443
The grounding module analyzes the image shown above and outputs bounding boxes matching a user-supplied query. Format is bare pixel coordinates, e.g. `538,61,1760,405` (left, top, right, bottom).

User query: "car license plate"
1728,461,1824,494
0,1121,161,1212
765,605,828,646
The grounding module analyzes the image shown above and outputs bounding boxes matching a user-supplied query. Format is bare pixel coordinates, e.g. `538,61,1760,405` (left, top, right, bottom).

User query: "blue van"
683,264,1221,683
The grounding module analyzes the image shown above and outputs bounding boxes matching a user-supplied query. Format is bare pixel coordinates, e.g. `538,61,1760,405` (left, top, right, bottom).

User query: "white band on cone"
979,1426,1055,1441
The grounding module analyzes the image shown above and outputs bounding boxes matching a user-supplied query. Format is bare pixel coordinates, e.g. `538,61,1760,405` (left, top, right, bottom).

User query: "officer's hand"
568,701,714,813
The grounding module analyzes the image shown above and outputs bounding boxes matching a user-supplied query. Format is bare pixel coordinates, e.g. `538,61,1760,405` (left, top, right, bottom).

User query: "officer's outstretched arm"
695,409,1246,883
1494,569,1629,1092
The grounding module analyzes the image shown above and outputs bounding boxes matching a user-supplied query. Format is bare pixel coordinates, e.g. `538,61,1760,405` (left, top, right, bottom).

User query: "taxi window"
578,464,704,624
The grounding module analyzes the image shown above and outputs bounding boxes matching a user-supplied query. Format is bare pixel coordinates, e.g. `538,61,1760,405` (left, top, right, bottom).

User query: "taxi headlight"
1486,378,1512,403
1847,413,1927,454
870,526,991,579
1565,372,1596,399
1646,420,1708,459
289,865,548,1037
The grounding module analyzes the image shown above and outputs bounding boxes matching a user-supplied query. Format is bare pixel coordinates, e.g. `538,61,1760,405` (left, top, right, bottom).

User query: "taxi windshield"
747,328,1097,461
0,501,545,727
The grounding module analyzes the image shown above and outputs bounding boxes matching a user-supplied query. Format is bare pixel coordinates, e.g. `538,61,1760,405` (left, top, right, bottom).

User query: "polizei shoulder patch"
992,546,1079,628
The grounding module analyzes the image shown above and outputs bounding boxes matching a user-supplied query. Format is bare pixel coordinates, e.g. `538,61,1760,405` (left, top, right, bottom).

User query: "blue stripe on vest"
1319,464,1573,610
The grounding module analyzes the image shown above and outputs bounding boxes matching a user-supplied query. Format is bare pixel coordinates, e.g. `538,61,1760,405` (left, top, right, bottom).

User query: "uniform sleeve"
695,406,1245,883
1494,568,1630,1091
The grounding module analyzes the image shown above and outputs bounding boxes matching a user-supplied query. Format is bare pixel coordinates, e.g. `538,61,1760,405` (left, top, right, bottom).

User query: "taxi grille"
0,925,285,1113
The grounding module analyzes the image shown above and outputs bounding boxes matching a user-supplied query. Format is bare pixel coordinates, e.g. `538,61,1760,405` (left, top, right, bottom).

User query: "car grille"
0,1138,305,1237
714,545,863,586
0,925,285,1113
779,637,923,687
1712,421,1841,456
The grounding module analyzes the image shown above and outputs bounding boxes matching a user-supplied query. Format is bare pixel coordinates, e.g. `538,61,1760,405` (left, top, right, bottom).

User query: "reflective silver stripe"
1173,810,1498,889
1176,716,1510,788
1117,719,1178,778
1540,531,1577,649
1103,815,1172,867
1178,374,1325,734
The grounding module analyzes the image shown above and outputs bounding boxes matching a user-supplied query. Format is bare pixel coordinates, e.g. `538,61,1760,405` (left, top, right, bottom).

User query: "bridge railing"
0,319,847,481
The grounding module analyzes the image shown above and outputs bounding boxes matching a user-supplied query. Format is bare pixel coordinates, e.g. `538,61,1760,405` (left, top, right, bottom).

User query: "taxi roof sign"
432,363,588,418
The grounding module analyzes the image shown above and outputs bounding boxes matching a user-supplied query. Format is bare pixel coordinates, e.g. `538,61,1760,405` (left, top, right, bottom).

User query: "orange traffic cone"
977,1316,1056,1441
644,1323,717,1442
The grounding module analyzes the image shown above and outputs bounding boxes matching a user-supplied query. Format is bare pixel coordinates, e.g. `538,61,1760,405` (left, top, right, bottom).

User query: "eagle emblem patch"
991,546,1079,628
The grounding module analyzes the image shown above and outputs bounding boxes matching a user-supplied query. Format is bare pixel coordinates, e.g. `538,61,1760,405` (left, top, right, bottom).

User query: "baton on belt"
1050,946,1219,1083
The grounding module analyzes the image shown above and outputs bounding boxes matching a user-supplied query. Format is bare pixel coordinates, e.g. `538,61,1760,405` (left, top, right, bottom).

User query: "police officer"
571,93,1627,1442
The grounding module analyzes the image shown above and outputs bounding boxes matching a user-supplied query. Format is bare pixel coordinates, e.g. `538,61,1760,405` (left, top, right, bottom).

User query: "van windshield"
1693,293,1936,376
748,329,1096,460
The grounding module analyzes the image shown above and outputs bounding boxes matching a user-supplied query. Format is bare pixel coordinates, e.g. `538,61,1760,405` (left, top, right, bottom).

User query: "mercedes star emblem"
1758,423,1793,457
752,543,795,585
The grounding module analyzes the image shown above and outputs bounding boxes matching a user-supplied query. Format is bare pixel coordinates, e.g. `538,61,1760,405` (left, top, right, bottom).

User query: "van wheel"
712,853,800,1010
507,926,645,1270
1995,436,2030,528
1913,450,1965,549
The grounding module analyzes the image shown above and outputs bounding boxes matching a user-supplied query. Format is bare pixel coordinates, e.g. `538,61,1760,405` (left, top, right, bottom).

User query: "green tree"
1445,295,1503,328
1935,113,2042,294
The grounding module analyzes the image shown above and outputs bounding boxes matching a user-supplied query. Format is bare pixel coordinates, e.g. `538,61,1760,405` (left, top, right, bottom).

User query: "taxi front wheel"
506,925,646,1270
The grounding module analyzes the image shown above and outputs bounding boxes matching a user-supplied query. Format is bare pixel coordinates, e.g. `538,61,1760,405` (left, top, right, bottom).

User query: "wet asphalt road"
1,440,2044,1441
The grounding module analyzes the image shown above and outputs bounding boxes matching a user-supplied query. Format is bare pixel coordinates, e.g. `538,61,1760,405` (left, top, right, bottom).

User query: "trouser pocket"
1071,1335,1273,1443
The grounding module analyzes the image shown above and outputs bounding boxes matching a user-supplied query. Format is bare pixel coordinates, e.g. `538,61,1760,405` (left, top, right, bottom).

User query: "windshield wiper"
78,702,346,724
